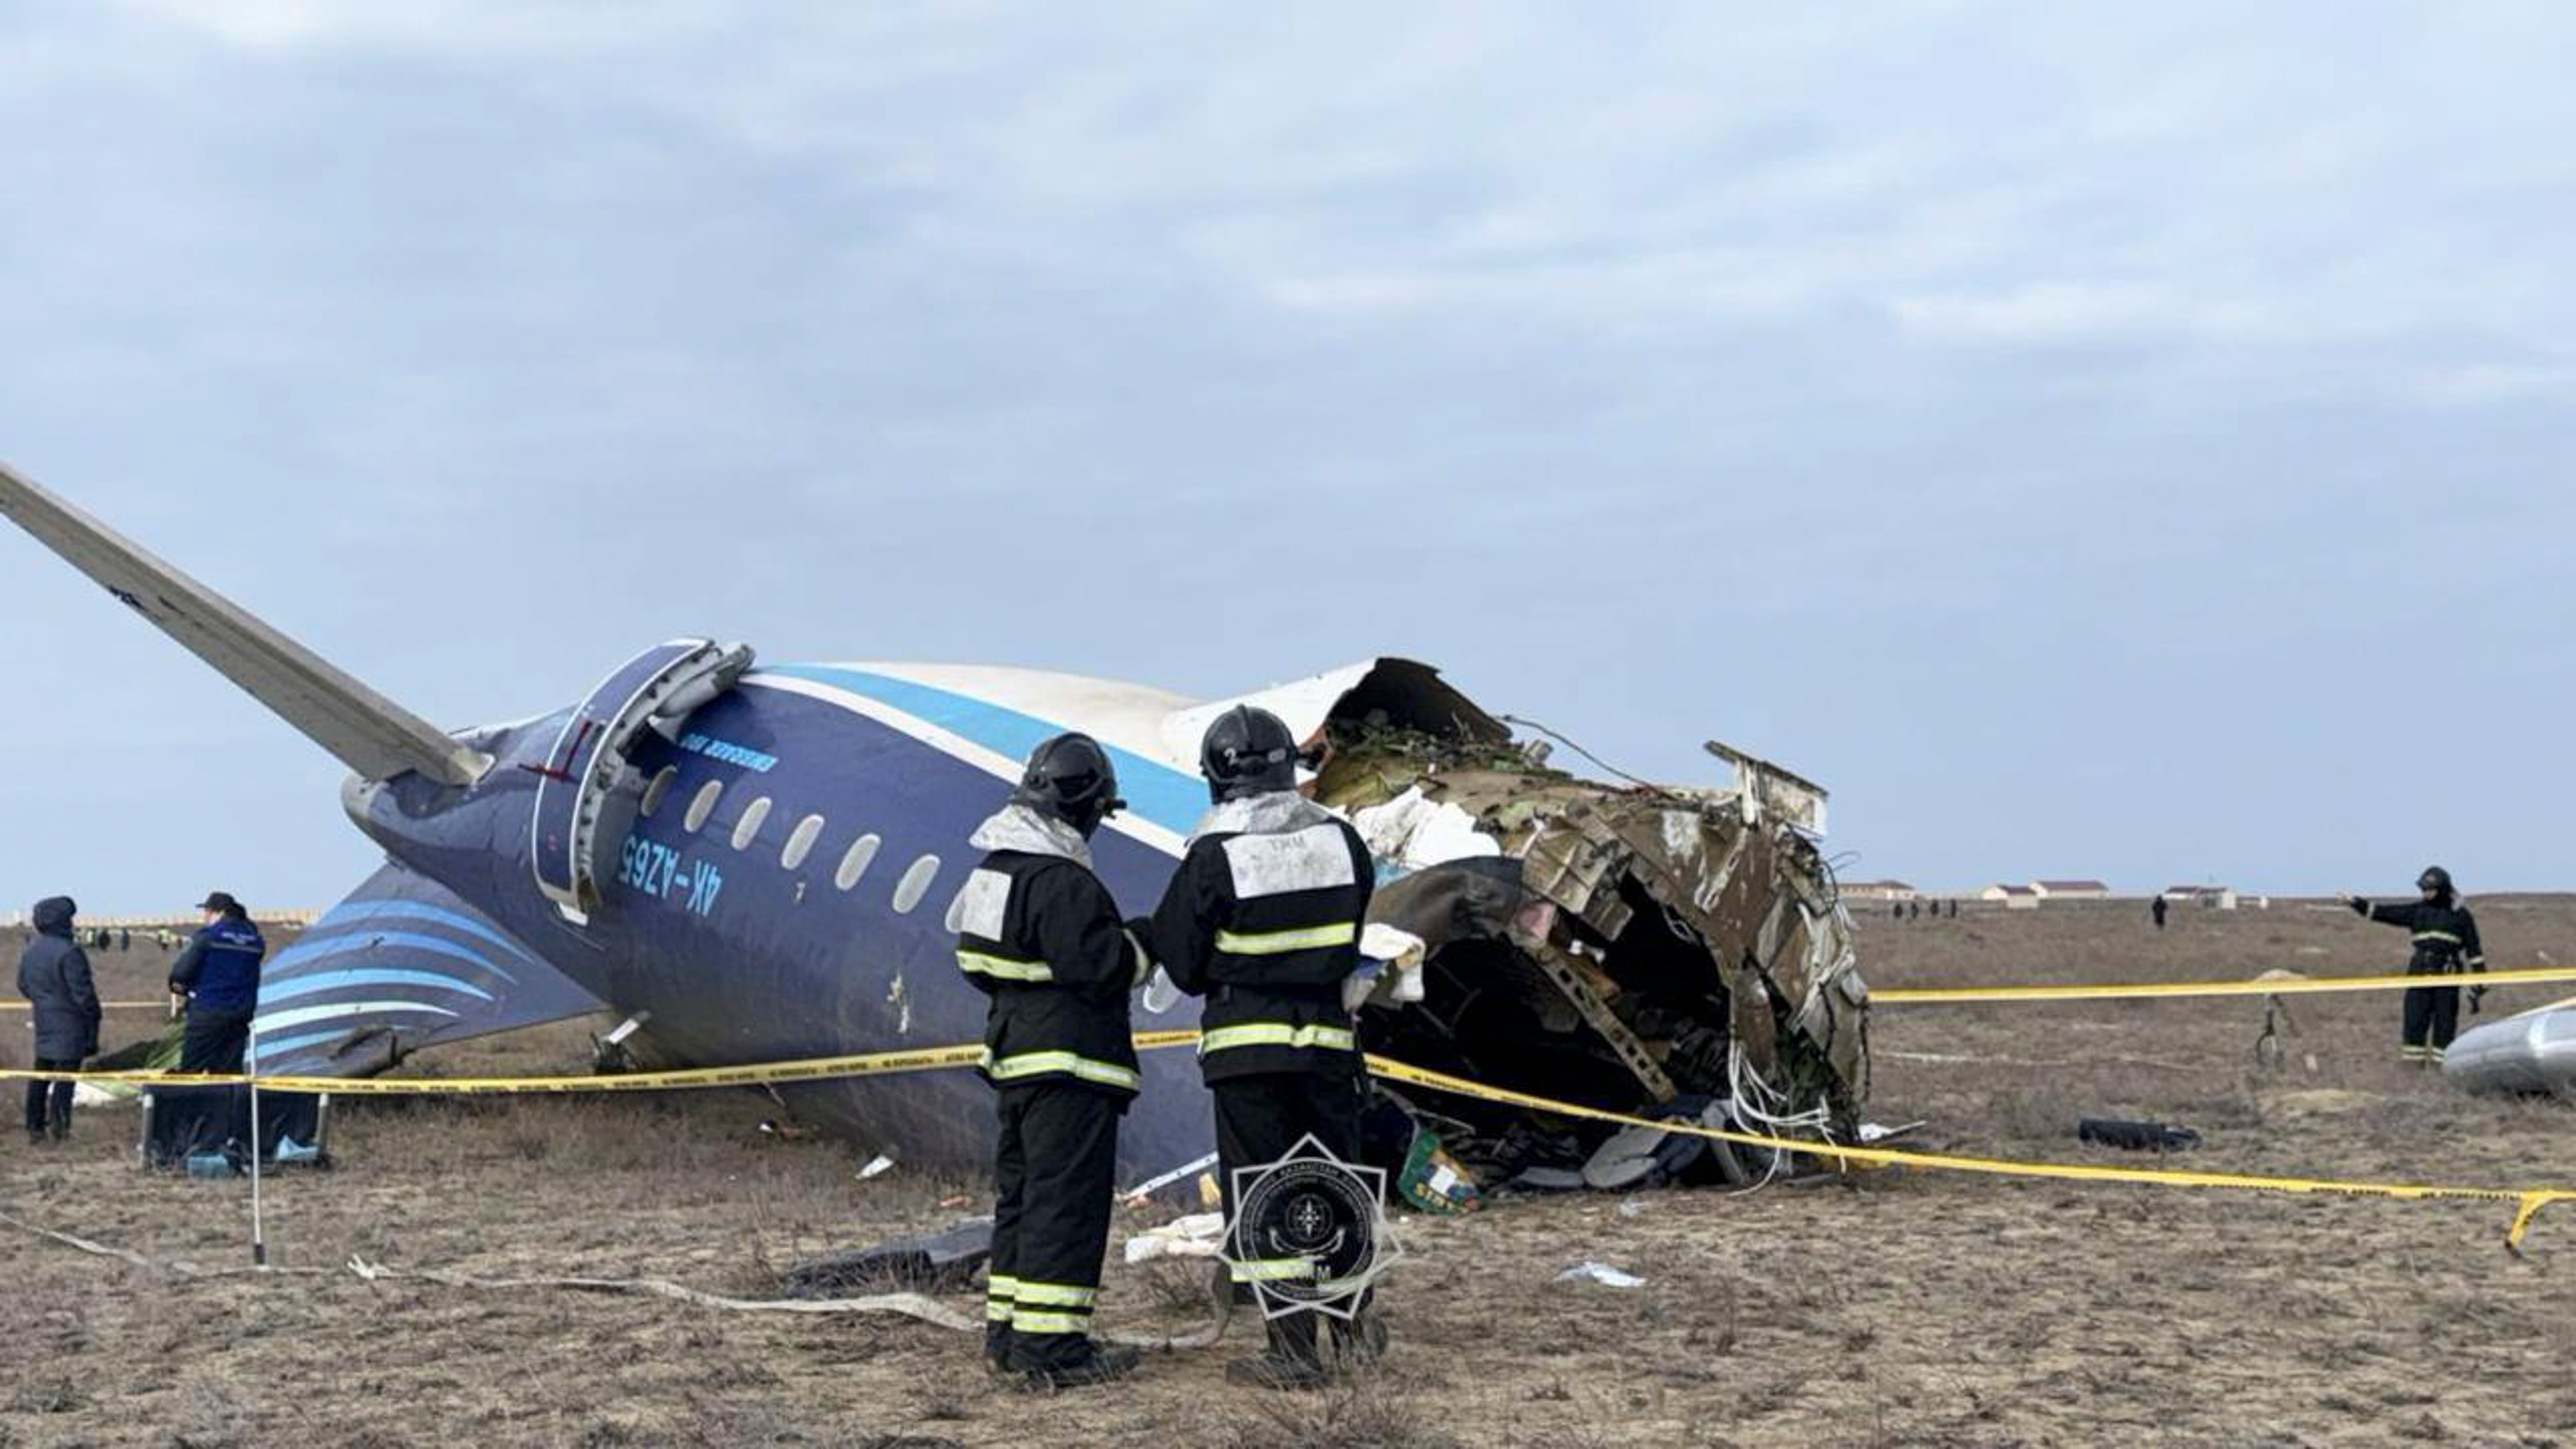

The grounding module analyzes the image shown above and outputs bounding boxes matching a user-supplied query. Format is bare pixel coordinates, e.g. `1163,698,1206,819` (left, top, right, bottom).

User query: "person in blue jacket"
168,892,266,1074
18,896,100,1144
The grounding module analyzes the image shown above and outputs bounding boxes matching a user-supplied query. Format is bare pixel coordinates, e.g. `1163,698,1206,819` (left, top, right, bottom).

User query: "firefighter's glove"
2467,985,2487,1014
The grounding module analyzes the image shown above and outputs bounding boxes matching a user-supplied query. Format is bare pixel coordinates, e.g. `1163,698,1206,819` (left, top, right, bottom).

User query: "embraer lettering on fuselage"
617,833,725,917
679,732,778,773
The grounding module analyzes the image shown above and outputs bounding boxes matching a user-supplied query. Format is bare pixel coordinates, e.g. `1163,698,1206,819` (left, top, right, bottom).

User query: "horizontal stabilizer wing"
0,461,487,785
253,859,609,1076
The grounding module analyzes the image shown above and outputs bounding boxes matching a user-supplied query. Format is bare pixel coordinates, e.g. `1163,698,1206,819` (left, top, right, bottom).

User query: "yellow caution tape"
0,966,2541,1012
0,1031,1208,1096
1872,964,2576,1004
1360,1055,2573,1252
6,1027,2565,1249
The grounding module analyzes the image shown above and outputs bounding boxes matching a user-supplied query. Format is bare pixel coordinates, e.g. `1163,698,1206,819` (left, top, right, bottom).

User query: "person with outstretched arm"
2340,865,2486,1067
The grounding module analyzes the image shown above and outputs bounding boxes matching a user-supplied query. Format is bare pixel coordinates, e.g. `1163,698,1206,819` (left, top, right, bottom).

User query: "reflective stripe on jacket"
1146,793,1374,1082
2359,899,2487,975
955,825,1148,1099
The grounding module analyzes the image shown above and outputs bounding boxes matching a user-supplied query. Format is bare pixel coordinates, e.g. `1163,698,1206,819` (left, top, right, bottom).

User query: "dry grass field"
7,896,2576,1447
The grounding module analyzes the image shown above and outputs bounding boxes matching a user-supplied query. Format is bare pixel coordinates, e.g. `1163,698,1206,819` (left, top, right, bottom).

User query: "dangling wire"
1493,714,1672,795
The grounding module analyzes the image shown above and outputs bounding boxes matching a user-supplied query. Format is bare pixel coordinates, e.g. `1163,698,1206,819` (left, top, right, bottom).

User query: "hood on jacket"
1190,790,1336,845
968,802,1095,869
31,896,76,936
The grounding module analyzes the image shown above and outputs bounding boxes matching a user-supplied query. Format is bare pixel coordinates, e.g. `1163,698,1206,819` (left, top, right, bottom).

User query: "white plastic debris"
1354,924,1428,1008
858,1155,895,1180
1558,1262,1646,1288
1352,787,1502,871
1123,1212,1227,1265
1856,1120,1926,1145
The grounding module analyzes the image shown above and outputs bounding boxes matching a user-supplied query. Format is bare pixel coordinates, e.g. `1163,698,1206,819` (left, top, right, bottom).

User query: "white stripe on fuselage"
737,673,1187,859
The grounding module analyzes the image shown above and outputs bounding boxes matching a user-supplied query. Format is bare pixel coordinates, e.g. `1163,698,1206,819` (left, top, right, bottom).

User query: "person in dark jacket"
169,892,266,1074
18,896,100,1144
1144,706,1382,1390
958,734,1150,1391
2342,865,2487,1066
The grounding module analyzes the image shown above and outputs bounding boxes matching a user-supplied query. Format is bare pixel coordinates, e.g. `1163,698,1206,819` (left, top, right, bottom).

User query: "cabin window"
683,780,723,833
835,833,883,892
639,766,679,819
782,814,826,871
731,796,773,851
892,854,941,914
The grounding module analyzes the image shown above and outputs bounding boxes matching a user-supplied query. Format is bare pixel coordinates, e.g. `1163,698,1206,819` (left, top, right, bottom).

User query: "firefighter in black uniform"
957,733,1153,1390
1144,705,1385,1390
2341,865,2488,1066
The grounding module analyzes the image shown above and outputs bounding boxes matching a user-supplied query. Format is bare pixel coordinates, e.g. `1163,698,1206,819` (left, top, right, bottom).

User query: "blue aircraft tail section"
252,860,608,1076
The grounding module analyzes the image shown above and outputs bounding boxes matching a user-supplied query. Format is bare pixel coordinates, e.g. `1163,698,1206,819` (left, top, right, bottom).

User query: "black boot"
1227,1318,1327,1391
1328,1308,1387,1367
1015,1340,1141,1391
985,1323,1014,1376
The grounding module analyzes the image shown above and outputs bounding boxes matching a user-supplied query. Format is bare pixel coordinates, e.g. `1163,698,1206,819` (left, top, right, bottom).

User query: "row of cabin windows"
640,765,939,914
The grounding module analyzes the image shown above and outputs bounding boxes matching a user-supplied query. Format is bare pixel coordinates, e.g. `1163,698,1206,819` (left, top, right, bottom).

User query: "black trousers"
1213,1071,1372,1360
989,1081,1122,1368
181,1008,255,1075
24,1056,76,1138
2402,972,2462,1058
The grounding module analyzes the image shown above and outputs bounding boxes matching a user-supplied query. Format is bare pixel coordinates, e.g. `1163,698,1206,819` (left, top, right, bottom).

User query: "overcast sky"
3,2,2569,914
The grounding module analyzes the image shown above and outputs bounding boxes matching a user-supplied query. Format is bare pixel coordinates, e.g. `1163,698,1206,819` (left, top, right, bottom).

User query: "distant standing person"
2340,866,2486,1067
17,897,100,1144
2151,895,2168,931
169,892,266,1074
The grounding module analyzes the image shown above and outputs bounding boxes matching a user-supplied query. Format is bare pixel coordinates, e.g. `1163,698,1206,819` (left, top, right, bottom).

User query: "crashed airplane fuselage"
0,464,1869,1190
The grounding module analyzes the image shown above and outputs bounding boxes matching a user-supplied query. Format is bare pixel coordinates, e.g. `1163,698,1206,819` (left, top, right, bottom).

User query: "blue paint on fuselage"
304,899,545,967
259,968,496,1005
346,667,1214,1177
265,929,519,983
763,665,1211,841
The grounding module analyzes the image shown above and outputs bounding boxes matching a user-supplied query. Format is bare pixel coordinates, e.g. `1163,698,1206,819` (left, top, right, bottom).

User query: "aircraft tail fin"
0,460,487,785
255,858,610,1077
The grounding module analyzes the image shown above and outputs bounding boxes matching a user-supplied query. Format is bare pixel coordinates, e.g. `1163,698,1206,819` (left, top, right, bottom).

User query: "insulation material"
1352,786,1504,872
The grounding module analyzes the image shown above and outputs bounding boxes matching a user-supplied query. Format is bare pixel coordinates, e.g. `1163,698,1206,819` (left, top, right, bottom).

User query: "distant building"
2030,879,2112,901
1980,883,2043,910
2161,884,2239,911
1841,880,1919,902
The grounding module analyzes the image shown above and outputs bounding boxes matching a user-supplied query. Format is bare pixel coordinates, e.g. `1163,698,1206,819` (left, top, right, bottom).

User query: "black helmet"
1011,732,1124,837
1198,705,1302,803
2417,865,2454,900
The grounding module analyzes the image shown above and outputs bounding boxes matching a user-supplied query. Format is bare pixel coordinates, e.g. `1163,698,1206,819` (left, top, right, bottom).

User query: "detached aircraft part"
2445,1007,2576,1096
531,638,755,923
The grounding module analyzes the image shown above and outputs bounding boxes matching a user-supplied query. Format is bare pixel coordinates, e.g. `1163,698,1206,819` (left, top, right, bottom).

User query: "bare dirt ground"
8,897,2576,1448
